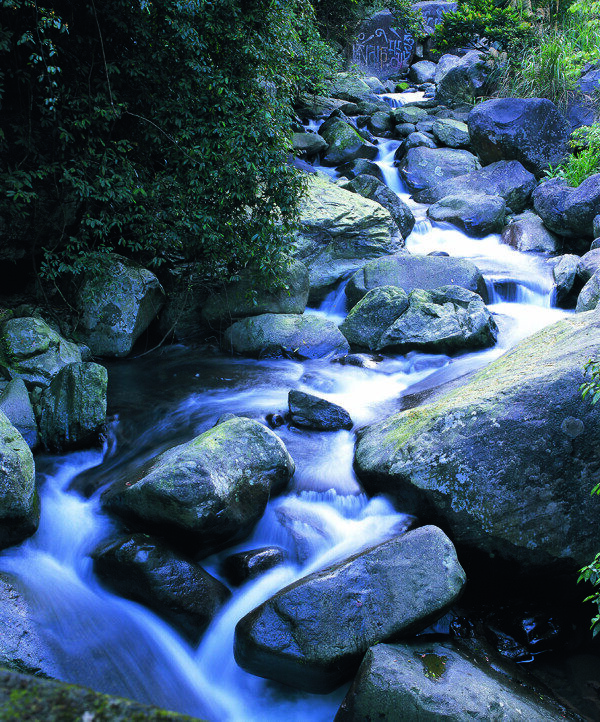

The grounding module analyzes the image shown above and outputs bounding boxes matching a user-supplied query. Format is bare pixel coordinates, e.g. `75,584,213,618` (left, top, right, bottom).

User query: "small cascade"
485,277,553,308
380,91,425,108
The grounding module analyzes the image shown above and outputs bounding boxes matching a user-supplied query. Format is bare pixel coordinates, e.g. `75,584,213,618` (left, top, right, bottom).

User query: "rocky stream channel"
2,69,600,720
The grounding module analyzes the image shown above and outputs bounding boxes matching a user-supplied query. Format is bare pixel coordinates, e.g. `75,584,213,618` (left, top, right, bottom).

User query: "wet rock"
0,412,38,550
425,160,537,212
330,73,381,104
76,254,165,358
320,120,378,166
345,174,415,238
533,174,600,246
265,412,285,429
335,639,570,722
102,416,294,554
296,94,354,120
292,132,328,158
395,132,437,160
38,362,107,451
594,214,600,239
0,379,37,449
395,122,417,138
355,311,600,572
338,158,384,183
432,118,470,148
222,546,287,586
0,317,81,388
501,211,562,254
436,50,489,105
345,253,487,307
288,389,353,431
409,60,437,84
392,106,429,125
399,147,480,202
428,194,506,237
577,248,600,283
222,313,349,360
552,254,581,307
93,534,230,643
201,259,310,329
576,271,600,312
340,286,409,350
367,111,394,136
234,526,466,693
294,175,401,299
468,98,570,177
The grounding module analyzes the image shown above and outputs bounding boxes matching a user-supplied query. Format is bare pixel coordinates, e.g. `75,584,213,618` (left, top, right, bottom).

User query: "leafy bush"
0,0,336,290
545,123,600,186
432,0,533,52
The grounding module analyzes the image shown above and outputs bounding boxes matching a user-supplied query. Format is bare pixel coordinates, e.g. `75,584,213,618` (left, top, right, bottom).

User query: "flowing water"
0,92,572,720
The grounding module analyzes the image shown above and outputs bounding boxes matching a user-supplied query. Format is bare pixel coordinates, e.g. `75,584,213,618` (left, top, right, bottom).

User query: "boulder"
594,213,600,239
76,254,165,357
434,53,461,85
577,249,600,283
427,194,506,237
336,639,570,722
0,317,81,388
345,253,487,307
436,51,489,105
432,118,470,148
552,254,581,308
330,73,380,104
414,2,457,35
292,132,328,158
288,389,353,431
367,111,394,136
102,416,294,554
93,534,231,643
566,67,600,129
424,160,537,212
396,132,437,159
345,174,415,238
399,147,480,202
222,546,287,586
222,313,350,360
294,175,401,299
0,411,38,550
296,94,354,120
392,106,429,125
340,286,409,350
338,158,385,183
234,526,466,693
468,98,570,177
38,362,107,451
501,211,562,254
416,117,435,134
355,311,600,572
533,174,600,245
201,259,310,328
395,122,417,138
0,379,37,449
576,272,600,312
409,60,437,84
319,120,377,166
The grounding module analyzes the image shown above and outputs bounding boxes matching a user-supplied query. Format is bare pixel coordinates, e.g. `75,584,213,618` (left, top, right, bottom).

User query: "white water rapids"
0,92,571,720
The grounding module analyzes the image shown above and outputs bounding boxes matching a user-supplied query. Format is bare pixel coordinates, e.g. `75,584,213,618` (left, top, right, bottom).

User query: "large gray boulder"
409,60,437,84
468,98,570,177
355,311,600,572
340,286,409,350
567,66,600,129
432,118,470,149
102,416,294,554
434,53,461,85
76,254,165,357
345,174,415,238
0,317,81,388
0,379,37,448
292,132,328,159
424,160,537,212
38,362,107,451
319,120,378,166
345,253,487,307
288,390,353,431
201,259,310,328
533,174,600,246
577,249,600,283
436,51,489,105
222,313,349,360
576,272,600,312
501,211,562,254
234,526,466,693
427,194,506,237
93,534,230,643
399,147,480,202
295,94,353,120
329,73,381,104
294,175,401,299
336,639,570,722
0,411,38,550
552,254,581,307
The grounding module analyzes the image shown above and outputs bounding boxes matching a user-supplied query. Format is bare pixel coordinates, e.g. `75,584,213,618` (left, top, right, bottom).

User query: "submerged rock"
93,534,230,643
0,411,38,550
427,194,506,236
76,254,165,357
336,639,571,721
0,317,81,388
288,390,353,431
222,313,349,360
355,311,600,572
102,417,294,555
222,547,287,586
234,526,465,693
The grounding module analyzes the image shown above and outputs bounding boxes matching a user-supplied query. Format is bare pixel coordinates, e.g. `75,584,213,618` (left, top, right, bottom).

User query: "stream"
0,92,572,720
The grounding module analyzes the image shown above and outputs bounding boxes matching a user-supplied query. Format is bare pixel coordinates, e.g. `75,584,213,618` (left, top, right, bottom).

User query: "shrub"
545,123,600,186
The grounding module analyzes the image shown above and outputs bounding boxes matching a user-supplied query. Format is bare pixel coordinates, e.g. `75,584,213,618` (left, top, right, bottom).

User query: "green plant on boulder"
545,123,600,187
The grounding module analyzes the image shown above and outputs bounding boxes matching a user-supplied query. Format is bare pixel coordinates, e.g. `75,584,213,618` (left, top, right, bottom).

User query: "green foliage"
432,0,533,52
0,0,335,289
578,358,600,636
545,123,600,186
